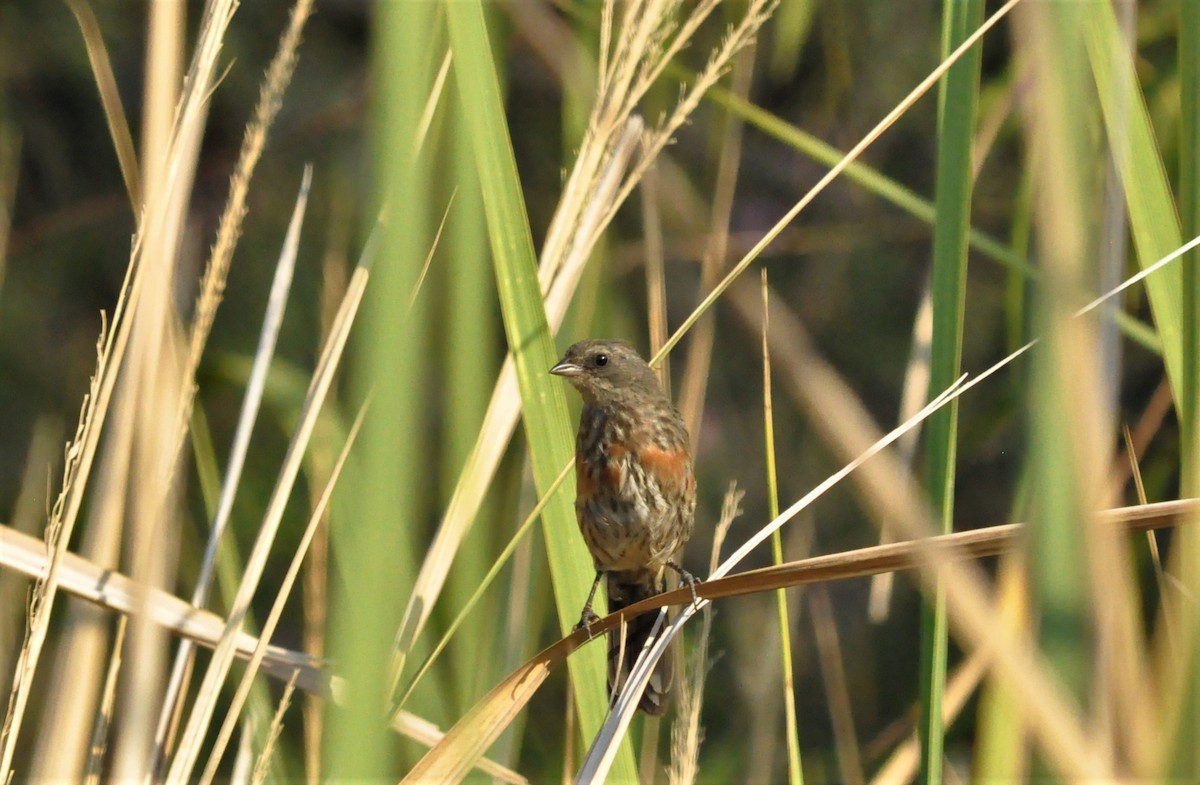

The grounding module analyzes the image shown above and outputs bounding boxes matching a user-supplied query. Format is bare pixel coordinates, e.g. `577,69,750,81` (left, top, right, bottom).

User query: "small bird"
550,338,697,715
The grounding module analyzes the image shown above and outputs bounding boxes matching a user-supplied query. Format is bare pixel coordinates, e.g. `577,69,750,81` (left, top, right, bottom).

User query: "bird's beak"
549,360,583,377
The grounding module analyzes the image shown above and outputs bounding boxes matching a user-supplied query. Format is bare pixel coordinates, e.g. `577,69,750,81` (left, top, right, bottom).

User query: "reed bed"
1,1,1198,783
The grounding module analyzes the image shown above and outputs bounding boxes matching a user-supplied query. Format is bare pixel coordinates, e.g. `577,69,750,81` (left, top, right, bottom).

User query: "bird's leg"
575,570,604,638
667,560,701,610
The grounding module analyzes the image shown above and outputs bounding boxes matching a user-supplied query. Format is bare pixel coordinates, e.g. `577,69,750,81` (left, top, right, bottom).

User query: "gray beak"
549,360,583,377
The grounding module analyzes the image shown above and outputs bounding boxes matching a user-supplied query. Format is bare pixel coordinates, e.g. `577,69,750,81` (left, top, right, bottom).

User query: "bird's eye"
594,354,609,367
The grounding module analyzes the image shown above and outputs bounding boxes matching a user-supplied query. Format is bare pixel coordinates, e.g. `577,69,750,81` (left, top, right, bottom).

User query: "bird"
550,338,697,715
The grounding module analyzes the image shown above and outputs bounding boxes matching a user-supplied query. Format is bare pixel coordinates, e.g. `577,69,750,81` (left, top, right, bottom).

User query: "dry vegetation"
1,1,1199,783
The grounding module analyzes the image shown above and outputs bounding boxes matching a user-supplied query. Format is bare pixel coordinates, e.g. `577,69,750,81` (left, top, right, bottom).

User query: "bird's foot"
574,608,602,639
667,560,701,610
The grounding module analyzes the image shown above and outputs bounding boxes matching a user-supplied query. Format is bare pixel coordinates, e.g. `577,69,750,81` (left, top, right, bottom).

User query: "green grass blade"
761,275,804,785
918,4,984,784
1083,5,1184,383
1172,0,1200,776
326,2,435,778
441,66,503,716
1017,4,1098,747
446,3,637,779
1082,13,1200,777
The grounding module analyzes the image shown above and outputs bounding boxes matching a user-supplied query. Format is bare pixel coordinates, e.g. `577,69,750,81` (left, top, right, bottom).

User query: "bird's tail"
605,570,673,715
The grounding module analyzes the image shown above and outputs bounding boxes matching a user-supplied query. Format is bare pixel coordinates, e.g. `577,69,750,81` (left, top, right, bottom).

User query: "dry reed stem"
230,725,254,785
164,241,369,784
301,216,352,785
153,165,310,767
30,354,135,780
809,586,865,785
667,485,740,785
110,0,195,759
83,616,127,785
139,0,183,204
0,522,324,690
249,670,298,785
868,279,934,622
640,164,669,391
0,1,238,776
33,0,182,774
199,396,367,783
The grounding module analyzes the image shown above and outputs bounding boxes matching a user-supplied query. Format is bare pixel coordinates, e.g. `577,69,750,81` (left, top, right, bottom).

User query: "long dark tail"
606,570,672,715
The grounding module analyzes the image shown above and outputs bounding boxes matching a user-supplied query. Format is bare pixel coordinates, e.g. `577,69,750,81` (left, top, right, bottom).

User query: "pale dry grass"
8,2,1200,782
0,0,239,776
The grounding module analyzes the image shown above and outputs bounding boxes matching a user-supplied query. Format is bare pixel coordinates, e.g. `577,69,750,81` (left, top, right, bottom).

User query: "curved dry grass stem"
403,492,1196,783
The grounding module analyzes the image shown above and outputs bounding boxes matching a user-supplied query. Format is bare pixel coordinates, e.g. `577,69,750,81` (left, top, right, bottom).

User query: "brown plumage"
550,338,697,715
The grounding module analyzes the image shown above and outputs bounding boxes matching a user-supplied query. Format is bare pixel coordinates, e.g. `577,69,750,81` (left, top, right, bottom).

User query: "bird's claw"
668,560,702,611
574,609,602,639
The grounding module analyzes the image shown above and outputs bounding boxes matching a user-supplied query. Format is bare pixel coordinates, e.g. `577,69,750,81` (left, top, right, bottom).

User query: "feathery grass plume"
249,671,298,785
184,0,314,403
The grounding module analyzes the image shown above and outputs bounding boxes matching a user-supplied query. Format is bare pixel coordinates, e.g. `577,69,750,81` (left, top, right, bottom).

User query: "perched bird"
550,338,697,715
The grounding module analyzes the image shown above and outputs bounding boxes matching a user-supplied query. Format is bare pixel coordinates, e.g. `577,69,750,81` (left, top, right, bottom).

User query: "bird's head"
549,339,664,405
